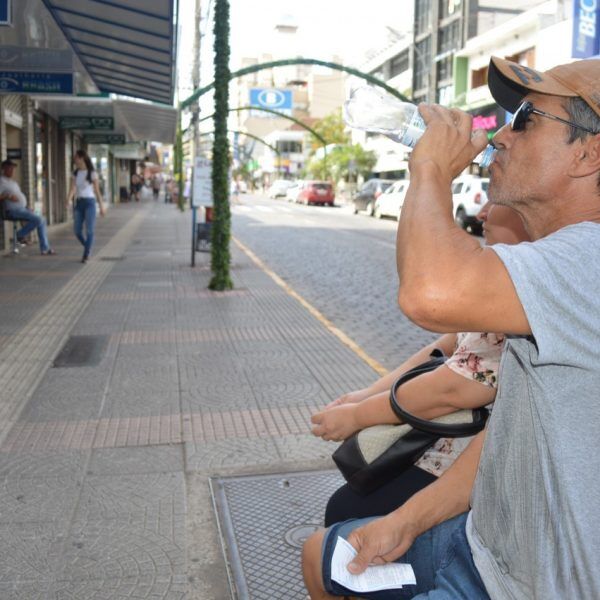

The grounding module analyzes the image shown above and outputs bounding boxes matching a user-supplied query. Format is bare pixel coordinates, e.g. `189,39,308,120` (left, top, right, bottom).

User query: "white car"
451,176,489,235
285,180,305,203
374,179,409,220
268,179,293,199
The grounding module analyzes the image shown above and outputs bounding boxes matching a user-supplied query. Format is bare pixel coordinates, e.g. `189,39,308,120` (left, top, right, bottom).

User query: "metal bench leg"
10,221,19,254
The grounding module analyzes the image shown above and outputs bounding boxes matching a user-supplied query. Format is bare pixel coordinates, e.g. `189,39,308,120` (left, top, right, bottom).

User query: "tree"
308,109,349,153
304,144,376,183
209,0,233,291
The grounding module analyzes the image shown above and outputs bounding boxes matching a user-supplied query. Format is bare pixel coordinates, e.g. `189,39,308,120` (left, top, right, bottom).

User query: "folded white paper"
331,536,416,592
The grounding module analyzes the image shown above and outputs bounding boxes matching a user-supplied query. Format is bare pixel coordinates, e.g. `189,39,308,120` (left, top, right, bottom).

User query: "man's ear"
569,134,600,178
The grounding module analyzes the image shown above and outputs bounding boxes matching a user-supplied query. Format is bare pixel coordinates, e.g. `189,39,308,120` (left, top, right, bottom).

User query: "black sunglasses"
511,101,598,135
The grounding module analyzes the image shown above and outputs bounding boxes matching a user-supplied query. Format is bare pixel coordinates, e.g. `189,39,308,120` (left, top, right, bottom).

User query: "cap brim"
488,56,578,114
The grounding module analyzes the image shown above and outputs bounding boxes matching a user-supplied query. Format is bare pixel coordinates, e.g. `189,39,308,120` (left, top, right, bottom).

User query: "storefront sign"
84,134,126,144
59,116,114,130
249,88,293,116
0,0,11,26
191,157,213,207
0,47,72,70
6,148,21,160
573,0,600,58
468,104,506,140
0,71,73,94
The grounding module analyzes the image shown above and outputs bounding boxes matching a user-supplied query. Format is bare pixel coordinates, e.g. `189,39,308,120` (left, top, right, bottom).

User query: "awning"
35,96,177,144
41,0,178,105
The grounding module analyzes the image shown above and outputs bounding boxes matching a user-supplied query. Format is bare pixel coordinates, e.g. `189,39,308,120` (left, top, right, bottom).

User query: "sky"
177,0,414,102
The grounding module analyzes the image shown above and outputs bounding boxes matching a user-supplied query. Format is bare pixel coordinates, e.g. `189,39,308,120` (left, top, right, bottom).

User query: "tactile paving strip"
211,469,345,599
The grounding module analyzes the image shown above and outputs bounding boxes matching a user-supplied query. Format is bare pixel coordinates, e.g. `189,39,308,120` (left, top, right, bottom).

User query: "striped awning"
41,0,177,105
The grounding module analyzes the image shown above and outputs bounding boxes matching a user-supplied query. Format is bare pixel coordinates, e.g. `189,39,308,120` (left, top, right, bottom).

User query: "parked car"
451,176,489,235
297,181,335,206
374,179,410,220
352,178,395,215
268,179,294,199
286,180,305,203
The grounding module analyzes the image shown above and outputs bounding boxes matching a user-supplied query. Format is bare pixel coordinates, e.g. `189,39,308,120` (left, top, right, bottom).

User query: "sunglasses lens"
511,102,532,131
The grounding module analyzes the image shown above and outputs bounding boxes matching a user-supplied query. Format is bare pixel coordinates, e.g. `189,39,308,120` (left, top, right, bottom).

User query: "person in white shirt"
0,159,55,255
67,150,106,263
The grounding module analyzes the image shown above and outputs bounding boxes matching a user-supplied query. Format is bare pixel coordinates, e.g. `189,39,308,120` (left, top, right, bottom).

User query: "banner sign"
192,156,213,207
59,116,114,130
6,148,21,160
0,47,72,70
249,88,293,116
0,0,11,26
0,71,73,94
84,133,126,144
572,0,600,58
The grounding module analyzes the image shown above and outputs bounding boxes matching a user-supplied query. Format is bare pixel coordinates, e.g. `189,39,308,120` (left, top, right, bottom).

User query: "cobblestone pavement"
232,194,437,370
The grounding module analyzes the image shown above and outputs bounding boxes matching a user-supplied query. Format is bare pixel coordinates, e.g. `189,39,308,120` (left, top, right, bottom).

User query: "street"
232,193,438,371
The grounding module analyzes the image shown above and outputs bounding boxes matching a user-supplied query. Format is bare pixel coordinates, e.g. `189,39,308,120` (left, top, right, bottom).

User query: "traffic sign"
249,88,292,116
192,157,213,207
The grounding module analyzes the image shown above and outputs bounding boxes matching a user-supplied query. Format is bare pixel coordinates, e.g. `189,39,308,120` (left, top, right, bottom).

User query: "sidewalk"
0,200,381,598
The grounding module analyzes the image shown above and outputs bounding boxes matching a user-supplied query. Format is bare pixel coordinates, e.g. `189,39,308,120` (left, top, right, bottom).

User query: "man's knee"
302,528,327,596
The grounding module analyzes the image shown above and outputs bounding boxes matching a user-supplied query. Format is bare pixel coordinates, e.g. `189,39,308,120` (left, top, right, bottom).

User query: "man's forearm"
391,428,485,533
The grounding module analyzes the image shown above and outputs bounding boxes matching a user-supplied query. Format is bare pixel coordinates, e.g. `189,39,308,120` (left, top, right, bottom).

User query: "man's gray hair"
565,97,600,143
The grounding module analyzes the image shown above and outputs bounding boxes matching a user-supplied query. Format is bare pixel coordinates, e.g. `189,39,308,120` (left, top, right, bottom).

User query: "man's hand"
345,511,420,574
310,404,361,441
410,104,488,181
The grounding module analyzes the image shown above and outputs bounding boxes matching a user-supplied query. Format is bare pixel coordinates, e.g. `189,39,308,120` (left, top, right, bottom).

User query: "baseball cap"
488,56,600,118
1,159,17,168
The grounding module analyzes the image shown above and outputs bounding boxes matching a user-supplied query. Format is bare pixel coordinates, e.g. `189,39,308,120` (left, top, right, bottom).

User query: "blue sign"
572,0,600,58
249,88,293,115
0,0,11,26
0,71,73,94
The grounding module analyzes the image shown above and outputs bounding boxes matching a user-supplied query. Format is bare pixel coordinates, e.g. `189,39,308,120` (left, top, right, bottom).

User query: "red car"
297,181,335,206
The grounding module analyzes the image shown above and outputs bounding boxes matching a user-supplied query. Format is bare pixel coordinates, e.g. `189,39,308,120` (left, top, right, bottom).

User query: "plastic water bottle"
343,86,496,168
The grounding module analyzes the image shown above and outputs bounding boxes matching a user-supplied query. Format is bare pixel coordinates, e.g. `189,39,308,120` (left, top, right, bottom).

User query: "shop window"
415,0,433,35
276,140,302,153
414,38,432,91
471,66,488,89
390,50,410,78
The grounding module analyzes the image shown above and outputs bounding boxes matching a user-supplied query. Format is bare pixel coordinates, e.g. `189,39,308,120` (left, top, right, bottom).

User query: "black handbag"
332,352,489,496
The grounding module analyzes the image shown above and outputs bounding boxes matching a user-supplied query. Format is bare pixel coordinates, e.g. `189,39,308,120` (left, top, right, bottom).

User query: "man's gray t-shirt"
466,222,600,599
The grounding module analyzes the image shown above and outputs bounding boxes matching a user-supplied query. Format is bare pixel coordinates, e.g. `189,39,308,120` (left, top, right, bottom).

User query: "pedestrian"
303,55,600,599
67,150,106,264
152,173,162,200
130,173,141,202
0,159,55,255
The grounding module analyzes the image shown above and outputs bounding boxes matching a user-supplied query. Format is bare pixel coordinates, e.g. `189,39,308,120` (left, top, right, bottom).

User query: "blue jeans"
321,513,490,599
74,197,97,258
5,204,50,252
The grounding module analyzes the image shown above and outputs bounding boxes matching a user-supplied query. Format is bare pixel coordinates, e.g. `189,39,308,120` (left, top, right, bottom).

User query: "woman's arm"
324,333,457,409
93,177,106,216
67,177,76,205
311,364,495,441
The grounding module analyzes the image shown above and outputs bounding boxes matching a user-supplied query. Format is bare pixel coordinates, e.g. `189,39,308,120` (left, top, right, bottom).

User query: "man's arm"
346,428,486,573
397,106,530,335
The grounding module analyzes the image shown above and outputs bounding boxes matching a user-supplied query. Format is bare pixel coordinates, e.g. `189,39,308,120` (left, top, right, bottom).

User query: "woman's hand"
98,204,106,217
323,389,370,410
310,404,361,441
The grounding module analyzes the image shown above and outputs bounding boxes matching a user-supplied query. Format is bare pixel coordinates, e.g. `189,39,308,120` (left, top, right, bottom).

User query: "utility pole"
192,0,202,157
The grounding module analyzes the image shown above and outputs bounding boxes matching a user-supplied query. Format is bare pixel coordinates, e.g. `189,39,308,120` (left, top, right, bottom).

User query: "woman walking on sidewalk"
68,150,106,263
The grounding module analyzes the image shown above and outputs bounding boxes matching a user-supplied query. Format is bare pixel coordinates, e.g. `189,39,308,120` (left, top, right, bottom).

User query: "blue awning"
41,0,178,105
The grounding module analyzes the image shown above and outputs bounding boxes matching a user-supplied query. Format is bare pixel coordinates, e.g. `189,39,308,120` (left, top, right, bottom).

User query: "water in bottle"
343,86,496,168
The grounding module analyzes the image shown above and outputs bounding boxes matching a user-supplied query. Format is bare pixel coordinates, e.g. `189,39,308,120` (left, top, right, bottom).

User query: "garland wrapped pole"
209,0,233,290
175,111,185,211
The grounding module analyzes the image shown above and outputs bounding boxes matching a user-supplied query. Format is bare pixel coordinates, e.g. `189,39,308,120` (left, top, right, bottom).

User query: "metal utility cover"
211,470,344,599
53,335,108,368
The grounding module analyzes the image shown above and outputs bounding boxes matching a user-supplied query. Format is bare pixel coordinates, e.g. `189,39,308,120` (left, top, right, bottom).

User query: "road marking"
233,237,388,376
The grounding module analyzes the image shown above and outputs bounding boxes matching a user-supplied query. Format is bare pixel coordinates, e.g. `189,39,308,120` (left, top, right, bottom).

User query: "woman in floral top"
310,201,530,525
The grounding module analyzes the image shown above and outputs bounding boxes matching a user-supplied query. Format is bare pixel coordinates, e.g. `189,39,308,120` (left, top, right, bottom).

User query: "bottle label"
399,110,426,148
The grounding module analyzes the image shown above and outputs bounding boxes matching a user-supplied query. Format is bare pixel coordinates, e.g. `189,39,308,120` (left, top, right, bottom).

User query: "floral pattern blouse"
415,332,505,477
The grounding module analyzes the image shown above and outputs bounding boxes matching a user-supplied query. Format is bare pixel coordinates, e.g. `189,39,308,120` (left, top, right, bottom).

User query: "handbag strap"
389,356,489,438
